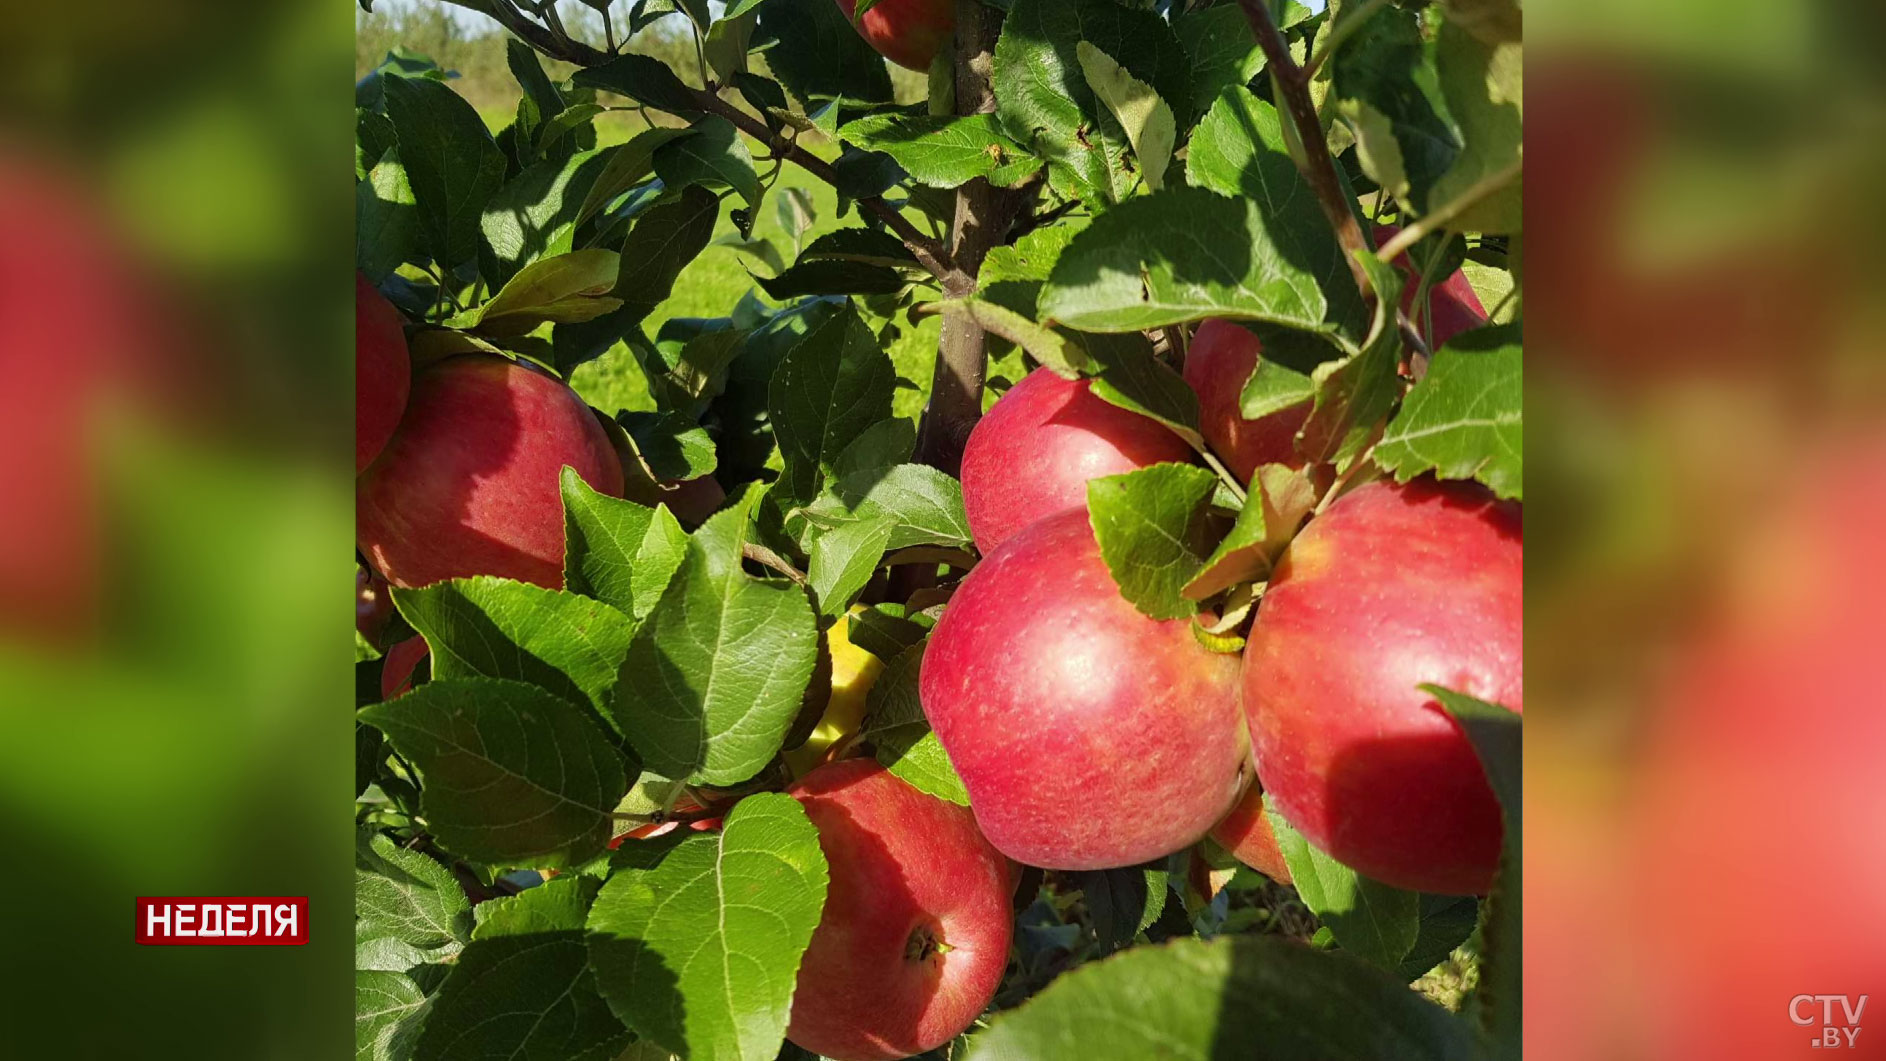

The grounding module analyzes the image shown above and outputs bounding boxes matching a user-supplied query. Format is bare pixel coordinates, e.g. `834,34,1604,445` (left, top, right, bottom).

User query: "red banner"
134,897,308,945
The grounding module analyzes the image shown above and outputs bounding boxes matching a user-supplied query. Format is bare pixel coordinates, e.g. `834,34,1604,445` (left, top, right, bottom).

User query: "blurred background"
1,0,1882,1057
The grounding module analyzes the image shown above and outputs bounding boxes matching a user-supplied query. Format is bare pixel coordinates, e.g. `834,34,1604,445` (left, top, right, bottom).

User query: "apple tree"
354,0,1523,1058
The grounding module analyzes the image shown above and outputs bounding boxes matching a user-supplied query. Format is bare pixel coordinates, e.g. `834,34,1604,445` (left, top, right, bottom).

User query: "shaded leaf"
561,468,691,622
1086,463,1218,620
862,642,968,805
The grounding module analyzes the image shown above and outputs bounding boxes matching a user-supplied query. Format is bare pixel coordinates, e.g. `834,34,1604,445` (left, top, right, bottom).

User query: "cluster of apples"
927,235,1521,898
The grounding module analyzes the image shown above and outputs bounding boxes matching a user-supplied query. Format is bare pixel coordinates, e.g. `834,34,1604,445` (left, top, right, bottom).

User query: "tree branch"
443,0,612,66
915,0,1019,475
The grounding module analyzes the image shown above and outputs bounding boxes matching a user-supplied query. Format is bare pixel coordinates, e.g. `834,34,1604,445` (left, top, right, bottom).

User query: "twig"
1374,159,1524,263
1198,446,1249,506
443,0,611,66
742,543,809,585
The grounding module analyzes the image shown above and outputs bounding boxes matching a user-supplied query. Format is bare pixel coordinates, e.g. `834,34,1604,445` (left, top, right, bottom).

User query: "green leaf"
454,249,624,335
992,0,1191,204
1332,7,1460,216
382,75,507,268
799,227,918,269
573,53,704,116
1423,685,1520,1058
839,113,1043,189
756,259,905,300
615,183,722,309
1429,20,1522,234
587,793,830,1061
1265,805,1420,970
573,127,694,230
613,497,819,785
808,515,896,619
357,152,420,284
756,0,895,106
1086,463,1218,620
1399,894,1481,981
862,642,969,805
561,468,690,622
391,575,636,721
415,881,628,1060
1376,323,1521,500
1085,332,1205,447
1183,463,1317,600
845,604,932,663
653,116,762,212
963,934,1476,1061
507,39,566,125
1186,88,1368,341
941,298,1095,379
1296,251,1408,469
978,223,1078,316
808,463,975,552
359,678,632,867
704,11,759,82
1075,43,1175,192
768,303,897,511
1073,861,1170,953
356,969,430,1061
1173,6,1268,118
1040,187,1350,335
1240,356,1318,420
355,831,473,955
480,149,613,282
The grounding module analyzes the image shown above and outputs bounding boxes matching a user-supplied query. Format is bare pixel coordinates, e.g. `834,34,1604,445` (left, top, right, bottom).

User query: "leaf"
941,297,1096,379
992,0,1192,204
1173,6,1268,118
561,468,690,622
861,643,968,805
480,149,613,283
573,53,704,116
1040,187,1352,335
357,151,420,283
359,678,632,867
473,874,600,939
507,39,566,126
1423,685,1520,1058
454,249,624,335
978,223,1078,316
391,575,636,721
574,127,695,229
355,831,473,954
1265,805,1420,970
810,463,975,551
382,75,507,268
845,604,931,663
768,303,896,511
704,11,758,82
1240,356,1318,421
653,116,762,212
415,880,628,1060
808,515,896,619
1073,861,1170,954
1075,43,1175,192
1183,463,1317,600
1429,20,1523,234
613,497,819,785
799,227,918,269
1084,332,1205,448
587,793,830,1061
756,259,905,300
962,934,1477,1061
838,113,1043,189
1085,463,1218,620
1332,7,1461,216
1296,252,1408,469
356,969,430,1061
756,0,895,107
615,183,722,308
1376,323,1521,499
1399,894,1481,981
1185,88,1368,341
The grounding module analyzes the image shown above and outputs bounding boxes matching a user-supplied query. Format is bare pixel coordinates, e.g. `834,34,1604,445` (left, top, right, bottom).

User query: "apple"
833,0,955,72
356,355,623,589
1244,478,1521,895
1373,224,1489,350
785,610,888,778
921,507,1246,870
786,759,1012,1061
380,635,429,701
1183,320,1312,482
1208,782,1293,885
357,565,395,645
356,273,410,474
959,367,1194,553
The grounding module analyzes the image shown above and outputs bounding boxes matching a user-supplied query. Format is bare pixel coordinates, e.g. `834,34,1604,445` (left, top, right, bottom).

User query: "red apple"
833,0,955,72
357,565,395,645
357,273,410,474
959,367,1194,553
1183,319,1312,482
1209,782,1293,885
1244,478,1521,895
786,759,1012,1061
356,355,623,589
380,635,429,701
921,507,1246,870
1373,224,1489,350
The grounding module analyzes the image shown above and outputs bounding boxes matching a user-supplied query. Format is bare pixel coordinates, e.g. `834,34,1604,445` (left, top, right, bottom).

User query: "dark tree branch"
915,0,1020,475
443,0,613,66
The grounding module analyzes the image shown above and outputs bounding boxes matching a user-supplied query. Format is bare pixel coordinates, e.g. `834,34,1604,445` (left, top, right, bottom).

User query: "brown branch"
443,0,612,66
915,0,1020,475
